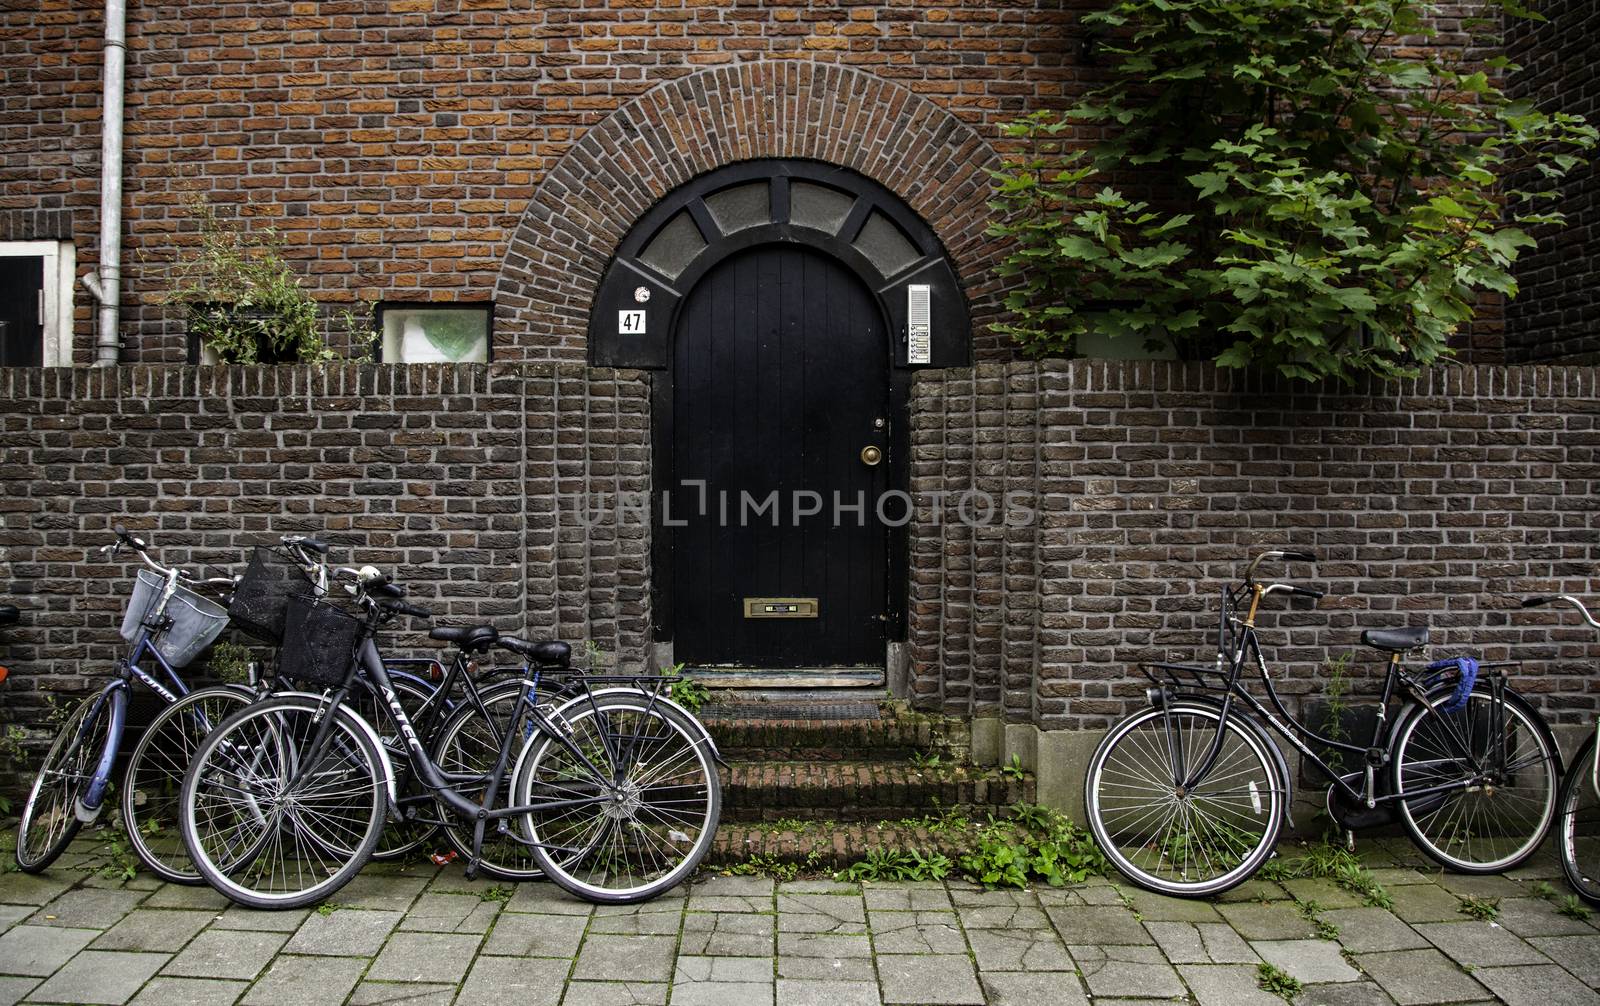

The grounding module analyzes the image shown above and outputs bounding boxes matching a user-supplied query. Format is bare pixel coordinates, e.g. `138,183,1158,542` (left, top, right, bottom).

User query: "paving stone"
1283,877,1366,909
162,929,287,981
877,953,983,1005
348,982,457,1006
967,927,1074,971
1471,964,1600,1006
775,978,880,1006
91,909,213,952
1323,907,1431,953
210,906,309,933
777,880,858,896
455,955,569,1006
1145,921,1258,964
776,932,873,959
0,905,28,933
865,886,954,911
397,892,496,933
0,872,74,906
126,977,248,1006
681,912,775,956
1528,934,1600,986
327,873,429,912
1069,944,1186,999
483,910,588,957
29,949,167,1004
1297,981,1400,1006
1497,897,1600,937
28,887,144,928
590,900,683,936
1177,963,1288,1006
139,885,230,911
978,972,1089,1006
667,985,773,1006
241,954,367,1006
1046,904,1148,944
1433,873,1527,900
693,875,776,897
868,910,966,954
777,893,866,934
505,883,595,916
774,934,875,980
0,977,36,1006
1218,901,1317,940
1353,949,1489,1005
1386,883,1469,923
573,934,677,983
1415,921,1551,966
948,887,1038,909
1364,869,1433,887
365,931,480,983
282,909,402,956
1077,882,1138,906
559,982,668,1006
0,925,98,976
954,904,1049,929
671,956,774,1006
1216,879,1290,903
1252,939,1362,983
1130,890,1225,921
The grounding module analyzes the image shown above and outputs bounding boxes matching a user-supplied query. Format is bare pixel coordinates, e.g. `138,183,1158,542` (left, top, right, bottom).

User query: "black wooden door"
668,246,890,669
0,257,43,367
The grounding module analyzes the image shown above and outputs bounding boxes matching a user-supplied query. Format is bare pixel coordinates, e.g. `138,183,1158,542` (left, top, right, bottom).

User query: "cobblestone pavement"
1,836,1597,1005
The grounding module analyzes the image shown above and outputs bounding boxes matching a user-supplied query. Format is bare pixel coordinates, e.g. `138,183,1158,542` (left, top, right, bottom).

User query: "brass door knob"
860,445,882,466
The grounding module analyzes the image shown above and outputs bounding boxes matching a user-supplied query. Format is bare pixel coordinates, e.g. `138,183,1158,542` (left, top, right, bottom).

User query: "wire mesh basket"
279,594,363,688
119,569,230,669
228,546,318,643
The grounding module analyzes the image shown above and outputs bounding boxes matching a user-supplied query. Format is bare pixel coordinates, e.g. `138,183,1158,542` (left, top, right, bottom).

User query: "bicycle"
1524,594,1600,906
1084,550,1562,897
15,526,237,875
179,568,722,908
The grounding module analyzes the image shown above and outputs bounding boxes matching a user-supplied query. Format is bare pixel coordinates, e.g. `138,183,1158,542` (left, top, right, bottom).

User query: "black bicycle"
178,568,721,908
1085,550,1562,897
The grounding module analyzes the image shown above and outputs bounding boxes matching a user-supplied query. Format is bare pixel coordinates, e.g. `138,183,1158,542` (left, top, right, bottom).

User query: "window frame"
0,240,76,367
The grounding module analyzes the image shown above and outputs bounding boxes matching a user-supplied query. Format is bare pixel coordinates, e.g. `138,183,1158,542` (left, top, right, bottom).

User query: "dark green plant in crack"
988,0,1596,382
1260,842,1393,909
1457,895,1499,922
959,803,1105,889
1258,962,1304,1002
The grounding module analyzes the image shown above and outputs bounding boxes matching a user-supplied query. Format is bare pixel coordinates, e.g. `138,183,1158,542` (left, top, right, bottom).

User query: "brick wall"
1506,0,1600,363
909,361,1600,731
0,362,652,741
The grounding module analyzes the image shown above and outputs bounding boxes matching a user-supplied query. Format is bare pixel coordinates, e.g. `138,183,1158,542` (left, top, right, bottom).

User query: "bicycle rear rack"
1142,662,1234,695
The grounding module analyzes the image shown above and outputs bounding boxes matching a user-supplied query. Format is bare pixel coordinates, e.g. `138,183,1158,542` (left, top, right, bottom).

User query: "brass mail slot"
743,597,818,619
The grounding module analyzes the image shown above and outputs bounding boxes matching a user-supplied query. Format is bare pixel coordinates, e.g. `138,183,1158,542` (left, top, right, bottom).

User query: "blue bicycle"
14,525,239,875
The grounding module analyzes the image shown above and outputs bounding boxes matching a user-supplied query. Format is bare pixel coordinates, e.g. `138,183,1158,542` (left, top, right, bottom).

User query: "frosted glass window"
379,306,490,363
853,211,919,277
789,181,854,233
704,183,769,234
639,212,707,279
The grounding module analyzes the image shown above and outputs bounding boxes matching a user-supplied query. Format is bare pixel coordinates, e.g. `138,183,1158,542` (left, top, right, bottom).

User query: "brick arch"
493,61,1005,362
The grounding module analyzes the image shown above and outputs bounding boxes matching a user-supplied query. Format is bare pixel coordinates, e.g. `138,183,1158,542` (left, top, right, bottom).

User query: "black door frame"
587,159,971,658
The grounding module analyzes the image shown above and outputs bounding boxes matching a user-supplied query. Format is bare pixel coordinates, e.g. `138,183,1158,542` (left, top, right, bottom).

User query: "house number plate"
619,310,647,335
743,597,819,619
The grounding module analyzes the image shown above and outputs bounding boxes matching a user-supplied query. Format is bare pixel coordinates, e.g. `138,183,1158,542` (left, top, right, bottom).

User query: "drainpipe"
84,0,127,367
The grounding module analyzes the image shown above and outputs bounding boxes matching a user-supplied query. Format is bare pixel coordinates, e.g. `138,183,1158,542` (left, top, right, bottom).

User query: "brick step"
703,704,971,762
718,760,1032,822
708,819,976,871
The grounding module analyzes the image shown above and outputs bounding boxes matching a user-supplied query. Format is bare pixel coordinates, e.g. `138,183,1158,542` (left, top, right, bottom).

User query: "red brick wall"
1,1,1510,365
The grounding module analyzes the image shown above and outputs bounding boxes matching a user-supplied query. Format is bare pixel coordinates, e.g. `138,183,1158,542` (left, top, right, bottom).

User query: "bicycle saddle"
429,624,499,653
1361,627,1430,652
495,637,572,665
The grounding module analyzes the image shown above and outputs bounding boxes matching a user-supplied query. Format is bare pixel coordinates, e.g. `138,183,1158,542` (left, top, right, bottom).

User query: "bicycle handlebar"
1522,594,1600,630
379,598,432,620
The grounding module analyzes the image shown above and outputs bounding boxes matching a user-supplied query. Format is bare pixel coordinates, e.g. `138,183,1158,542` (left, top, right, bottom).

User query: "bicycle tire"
15,693,112,874
180,695,387,910
348,674,442,861
1085,700,1287,898
121,685,255,883
515,691,721,904
1392,685,1558,874
1556,732,1600,905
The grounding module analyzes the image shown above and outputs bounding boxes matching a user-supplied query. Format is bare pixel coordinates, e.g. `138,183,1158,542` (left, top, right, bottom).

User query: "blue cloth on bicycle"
1425,656,1478,714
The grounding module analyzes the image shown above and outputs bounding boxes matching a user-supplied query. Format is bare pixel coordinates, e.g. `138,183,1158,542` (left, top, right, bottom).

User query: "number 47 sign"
619,310,646,335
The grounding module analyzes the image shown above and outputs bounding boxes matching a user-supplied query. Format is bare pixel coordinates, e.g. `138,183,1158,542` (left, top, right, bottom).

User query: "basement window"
0,241,75,366
376,302,492,363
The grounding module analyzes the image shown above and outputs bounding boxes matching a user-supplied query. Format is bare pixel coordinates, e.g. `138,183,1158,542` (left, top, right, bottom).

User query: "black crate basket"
228,546,319,644
279,594,363,688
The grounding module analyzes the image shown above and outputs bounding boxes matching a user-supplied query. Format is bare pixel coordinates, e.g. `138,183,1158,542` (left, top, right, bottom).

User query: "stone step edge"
718,761,1034,819
708,820,975,871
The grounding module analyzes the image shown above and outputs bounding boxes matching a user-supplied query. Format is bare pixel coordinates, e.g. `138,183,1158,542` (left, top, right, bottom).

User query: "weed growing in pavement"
838,847,953,883
315,902,342,917
957,803,1104,889
909,750,943,771
1001,754,1027,781
1257,962,1303,1002
1557,895,1592,921
1530,881,1560,900
480,885,514,904
1296,899,1340,940
1457,896,1499,922
729,851,826,883
1260,842,1393,910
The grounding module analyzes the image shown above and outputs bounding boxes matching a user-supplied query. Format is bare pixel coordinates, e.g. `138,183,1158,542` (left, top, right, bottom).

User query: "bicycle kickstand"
1344,829,1356,854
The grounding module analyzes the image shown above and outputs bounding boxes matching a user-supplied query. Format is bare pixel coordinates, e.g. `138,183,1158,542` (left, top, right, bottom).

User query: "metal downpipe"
87,0,127,367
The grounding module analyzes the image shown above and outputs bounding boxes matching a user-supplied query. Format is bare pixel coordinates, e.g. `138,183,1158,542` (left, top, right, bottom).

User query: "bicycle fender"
1395,681,1565,778
1160,694,1295,820
80,685,128,817
580,686,727,767
274,690,401,810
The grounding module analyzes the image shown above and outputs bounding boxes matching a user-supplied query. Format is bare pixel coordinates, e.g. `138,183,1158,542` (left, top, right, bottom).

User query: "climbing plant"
989,0,1595,382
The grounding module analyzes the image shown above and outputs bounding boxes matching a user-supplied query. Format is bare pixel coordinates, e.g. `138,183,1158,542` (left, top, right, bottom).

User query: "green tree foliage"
989,0,1596,382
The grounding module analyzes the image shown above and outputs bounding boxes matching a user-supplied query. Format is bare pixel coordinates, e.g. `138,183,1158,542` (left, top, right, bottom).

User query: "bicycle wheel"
1557,732,1600,905
180,696,386,909
1085,701,1286,897
15,693,112,873
514,691,720,904
121,685,254,883
347,675,441,861
433,683,550,881
1392,686,1558,873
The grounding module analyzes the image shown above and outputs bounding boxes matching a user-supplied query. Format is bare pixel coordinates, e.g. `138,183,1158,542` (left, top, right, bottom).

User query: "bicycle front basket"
119,569,230,669
229,546,318,643
279,594,362,688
